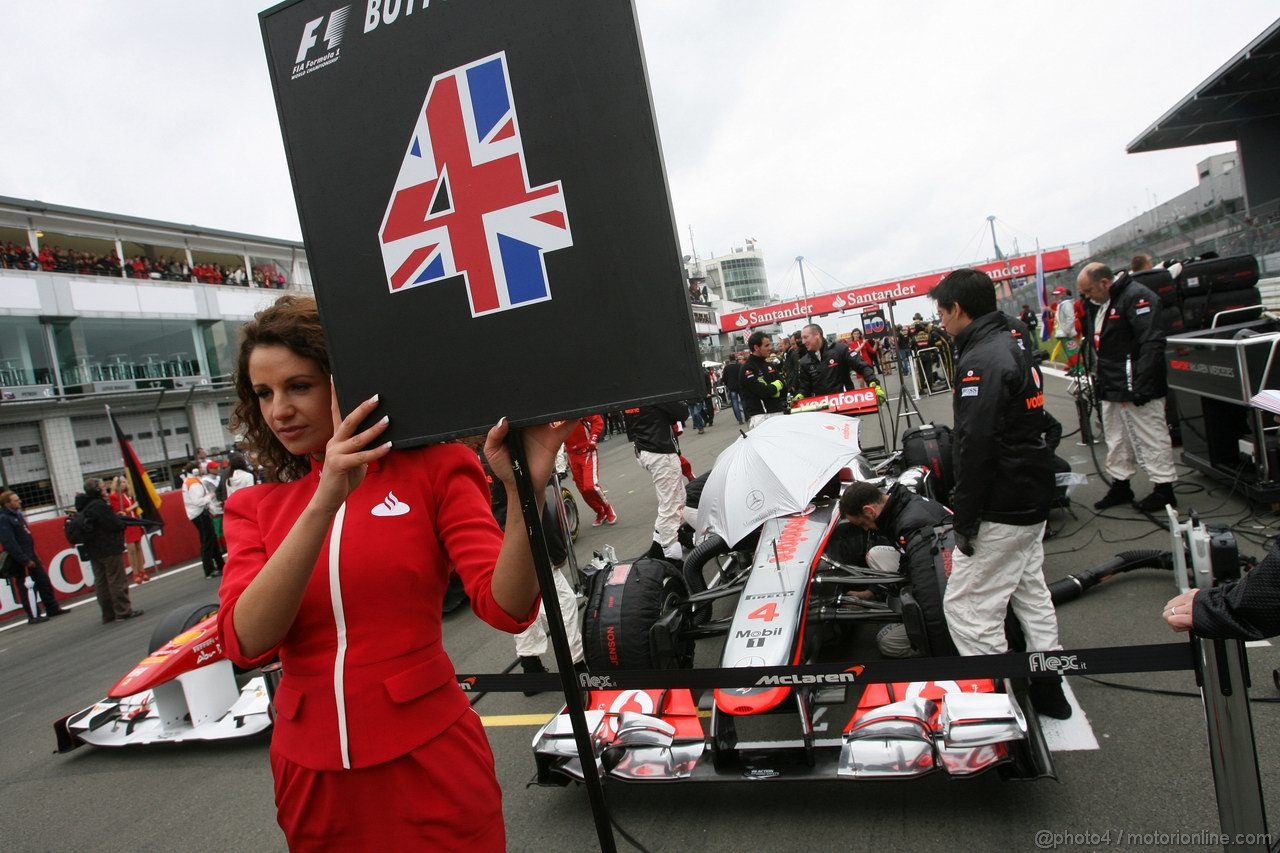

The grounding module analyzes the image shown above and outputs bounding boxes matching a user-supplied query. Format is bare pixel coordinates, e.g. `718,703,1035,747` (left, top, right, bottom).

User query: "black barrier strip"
456,642,1194,695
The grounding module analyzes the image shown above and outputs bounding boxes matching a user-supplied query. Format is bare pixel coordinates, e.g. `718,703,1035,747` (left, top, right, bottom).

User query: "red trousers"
568,449,609,516
270,709,505,851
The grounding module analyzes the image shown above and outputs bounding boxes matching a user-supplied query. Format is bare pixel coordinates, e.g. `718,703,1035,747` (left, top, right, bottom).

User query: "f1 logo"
296,6,351,64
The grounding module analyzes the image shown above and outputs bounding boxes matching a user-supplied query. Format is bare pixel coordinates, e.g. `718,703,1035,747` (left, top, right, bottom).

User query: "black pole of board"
506,427,617,853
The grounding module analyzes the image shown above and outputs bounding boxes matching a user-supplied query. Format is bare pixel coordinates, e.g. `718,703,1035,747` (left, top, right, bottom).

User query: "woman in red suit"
108,476,148,583
217,295,570,850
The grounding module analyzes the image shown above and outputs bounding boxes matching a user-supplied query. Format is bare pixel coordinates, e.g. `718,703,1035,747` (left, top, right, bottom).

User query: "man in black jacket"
739,331,787,429
840,481,957,657
797,323,883,399
75,478,143,624
624,402,690,560
932,268,1069,719
1018,304,1039,346
722,355,745,425
0,490,67,623
1077,262,1177,512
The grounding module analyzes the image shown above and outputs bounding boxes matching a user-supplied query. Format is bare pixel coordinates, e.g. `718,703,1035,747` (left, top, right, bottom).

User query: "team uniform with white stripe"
217,445,537,851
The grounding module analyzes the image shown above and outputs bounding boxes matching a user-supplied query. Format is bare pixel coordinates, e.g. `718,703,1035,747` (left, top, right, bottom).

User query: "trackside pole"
1190,530,1268,850
507,428,617,853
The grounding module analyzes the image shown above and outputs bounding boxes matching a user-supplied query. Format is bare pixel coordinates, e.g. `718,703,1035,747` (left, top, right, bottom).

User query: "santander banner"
720,248,1073,332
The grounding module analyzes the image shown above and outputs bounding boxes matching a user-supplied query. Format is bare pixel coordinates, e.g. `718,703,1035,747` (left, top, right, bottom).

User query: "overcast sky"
3,1,1276,310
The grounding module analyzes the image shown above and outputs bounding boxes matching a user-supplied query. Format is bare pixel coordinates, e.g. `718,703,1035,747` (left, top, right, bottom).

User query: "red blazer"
217,443,538,771
563,415,604,455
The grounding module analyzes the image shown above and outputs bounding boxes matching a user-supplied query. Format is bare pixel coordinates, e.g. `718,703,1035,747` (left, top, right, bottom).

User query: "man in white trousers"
1077,262,1178,512
931,268,1071,720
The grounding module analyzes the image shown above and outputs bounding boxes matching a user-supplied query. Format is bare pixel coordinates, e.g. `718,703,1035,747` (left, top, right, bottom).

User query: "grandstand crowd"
1,242,287,287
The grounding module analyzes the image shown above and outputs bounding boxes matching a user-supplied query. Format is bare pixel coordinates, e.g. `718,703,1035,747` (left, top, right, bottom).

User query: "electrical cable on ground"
1080,674,1280,704
604,791,654,853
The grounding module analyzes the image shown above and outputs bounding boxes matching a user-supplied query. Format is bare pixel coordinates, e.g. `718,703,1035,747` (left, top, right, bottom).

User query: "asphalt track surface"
5,369,1280,852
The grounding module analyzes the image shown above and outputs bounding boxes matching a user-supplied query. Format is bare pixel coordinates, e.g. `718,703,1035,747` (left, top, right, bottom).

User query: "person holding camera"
75,478,143,624
1076,262,1177,512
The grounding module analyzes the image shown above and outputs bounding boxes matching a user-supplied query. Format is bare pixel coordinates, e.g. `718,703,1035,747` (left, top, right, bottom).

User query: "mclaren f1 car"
532,412,1056,785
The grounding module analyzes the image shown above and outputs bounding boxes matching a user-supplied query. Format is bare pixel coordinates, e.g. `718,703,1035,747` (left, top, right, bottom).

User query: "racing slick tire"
682,534,729,626
561,486,580,543
583,557,691,670
148,602,219,653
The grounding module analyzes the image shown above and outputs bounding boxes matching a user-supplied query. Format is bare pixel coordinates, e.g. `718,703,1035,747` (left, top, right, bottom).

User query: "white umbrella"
697,413,864,547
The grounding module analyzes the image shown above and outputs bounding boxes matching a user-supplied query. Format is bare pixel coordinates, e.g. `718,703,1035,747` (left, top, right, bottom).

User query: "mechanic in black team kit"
930,268,1071,720
624,402,689,561
797,322,884,401
739,331,787,430
840,481,957,658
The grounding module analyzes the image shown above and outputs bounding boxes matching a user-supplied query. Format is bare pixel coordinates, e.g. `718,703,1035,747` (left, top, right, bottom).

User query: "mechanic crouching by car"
839,481,957,658
931,269,1071,720
739,331,787,430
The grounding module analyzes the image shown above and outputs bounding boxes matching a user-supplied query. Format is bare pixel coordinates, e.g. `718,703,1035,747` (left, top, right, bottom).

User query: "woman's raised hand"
485,417,576,490
313,381,392,513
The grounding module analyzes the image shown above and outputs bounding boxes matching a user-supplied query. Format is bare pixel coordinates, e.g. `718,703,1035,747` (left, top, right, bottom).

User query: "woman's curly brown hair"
230,294,330,483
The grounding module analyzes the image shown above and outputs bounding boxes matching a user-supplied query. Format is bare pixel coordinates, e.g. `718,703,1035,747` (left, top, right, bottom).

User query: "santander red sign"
719,248,1073,332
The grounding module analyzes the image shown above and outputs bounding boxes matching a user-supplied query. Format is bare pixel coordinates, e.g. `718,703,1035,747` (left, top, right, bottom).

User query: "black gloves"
1130,394,1150,407
954,530,976,557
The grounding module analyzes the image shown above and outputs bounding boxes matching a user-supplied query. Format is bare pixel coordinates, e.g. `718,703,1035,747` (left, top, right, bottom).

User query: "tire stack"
1141,254,1262,336
1139,254,1262,446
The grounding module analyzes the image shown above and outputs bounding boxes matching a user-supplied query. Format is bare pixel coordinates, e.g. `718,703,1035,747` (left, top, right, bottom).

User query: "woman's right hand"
311,382,392,514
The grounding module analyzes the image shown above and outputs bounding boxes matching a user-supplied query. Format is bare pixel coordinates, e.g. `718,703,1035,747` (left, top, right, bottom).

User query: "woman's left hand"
1162,589,1199,632
485,417,575,489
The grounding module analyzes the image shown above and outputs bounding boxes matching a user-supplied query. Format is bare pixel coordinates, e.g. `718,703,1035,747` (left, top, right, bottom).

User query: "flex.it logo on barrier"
579,673,618,690
1028,652,1086,674
379,51,573,317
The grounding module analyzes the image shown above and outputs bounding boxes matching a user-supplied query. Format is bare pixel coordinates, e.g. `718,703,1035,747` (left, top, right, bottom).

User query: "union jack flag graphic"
379,52,572,316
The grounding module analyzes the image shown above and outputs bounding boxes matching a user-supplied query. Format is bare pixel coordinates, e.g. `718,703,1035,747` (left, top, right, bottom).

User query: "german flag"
109,410,164,529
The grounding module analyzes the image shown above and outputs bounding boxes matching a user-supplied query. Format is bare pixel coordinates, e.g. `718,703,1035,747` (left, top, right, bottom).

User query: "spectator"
75,478,144,624
722,354,745,425
1018,304,1039,346
223,452,256,499
0,490,68,623
183,463,224,578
